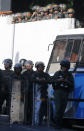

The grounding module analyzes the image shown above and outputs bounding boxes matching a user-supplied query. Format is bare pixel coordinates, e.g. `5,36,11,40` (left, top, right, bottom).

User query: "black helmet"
60,59,70,69
25,60,34,67
19,59,27,66
14,63,22,69
3,59,12,67
35,61,45,68
14,63,22,74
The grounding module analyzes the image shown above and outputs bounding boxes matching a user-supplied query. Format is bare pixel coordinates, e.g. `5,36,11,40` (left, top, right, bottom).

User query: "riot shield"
10,80,24,124
32,83,41,126
32,83,49,126
23,80,29,124
47,84,56,127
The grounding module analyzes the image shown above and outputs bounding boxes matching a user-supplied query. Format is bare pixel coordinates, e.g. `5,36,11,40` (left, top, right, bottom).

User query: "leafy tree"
32,0,73,7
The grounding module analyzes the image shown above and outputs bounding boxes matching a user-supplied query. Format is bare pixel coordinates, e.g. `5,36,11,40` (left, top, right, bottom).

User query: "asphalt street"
0,115,77,131
0,124,77,131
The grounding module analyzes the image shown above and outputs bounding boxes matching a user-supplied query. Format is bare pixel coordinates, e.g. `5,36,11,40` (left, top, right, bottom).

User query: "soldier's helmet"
68,8,74,14
19,59,27,66
3,58,12,68
59,4,67,11
14,63,22,68
35,61,45,68
60,59,70,69
14,63,22,73
25,60,34,67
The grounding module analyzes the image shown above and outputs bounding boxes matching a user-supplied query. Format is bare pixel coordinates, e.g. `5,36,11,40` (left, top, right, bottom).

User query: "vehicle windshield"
51,40,66,63
47,37,83,73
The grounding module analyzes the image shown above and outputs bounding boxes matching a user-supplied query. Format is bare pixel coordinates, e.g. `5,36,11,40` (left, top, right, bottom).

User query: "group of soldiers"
12,4,74,23
0,58,74,129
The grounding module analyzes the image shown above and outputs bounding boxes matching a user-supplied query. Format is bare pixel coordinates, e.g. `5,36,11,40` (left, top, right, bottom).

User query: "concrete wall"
0,16,75,69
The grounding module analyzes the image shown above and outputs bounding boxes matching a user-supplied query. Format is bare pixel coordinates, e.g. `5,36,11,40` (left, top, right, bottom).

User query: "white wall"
13,18,75,69
0,16,13,69
0,16,75,69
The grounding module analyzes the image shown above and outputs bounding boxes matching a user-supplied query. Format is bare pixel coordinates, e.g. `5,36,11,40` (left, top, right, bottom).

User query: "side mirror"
48,44,53,51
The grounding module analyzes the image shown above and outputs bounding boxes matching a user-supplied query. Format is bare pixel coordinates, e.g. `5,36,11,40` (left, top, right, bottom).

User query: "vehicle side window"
80,40,84,62
70,39,81,62
65,39,73,60
65,39,81,62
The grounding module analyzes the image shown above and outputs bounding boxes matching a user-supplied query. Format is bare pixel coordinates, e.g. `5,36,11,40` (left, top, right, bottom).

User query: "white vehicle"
46,28,84,127
47,28,84,73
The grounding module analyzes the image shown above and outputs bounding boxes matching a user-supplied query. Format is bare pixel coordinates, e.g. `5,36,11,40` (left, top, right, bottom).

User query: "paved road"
0,124,77,131
0,115,77,131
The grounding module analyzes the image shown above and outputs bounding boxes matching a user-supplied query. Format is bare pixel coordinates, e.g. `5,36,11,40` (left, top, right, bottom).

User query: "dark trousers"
0,91,10,115
54,89,68,125
24,91,33,124
39,100,48,123
27,91,33,124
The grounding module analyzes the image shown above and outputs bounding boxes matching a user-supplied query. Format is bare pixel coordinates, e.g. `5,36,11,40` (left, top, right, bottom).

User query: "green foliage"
67,0,73,8
31,0,74,8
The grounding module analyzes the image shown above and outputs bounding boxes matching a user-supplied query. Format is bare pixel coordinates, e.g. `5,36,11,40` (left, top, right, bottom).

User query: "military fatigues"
52,70,74,127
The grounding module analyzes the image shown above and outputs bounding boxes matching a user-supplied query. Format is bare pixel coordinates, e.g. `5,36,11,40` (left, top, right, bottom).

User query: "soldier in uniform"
52,59,74,129
59,4,67,18
22,60,35,125
32,61,51,125
53,6,60,19
0,59,13,115
67,8,74,18
39,8,45,20
12,63,23,80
